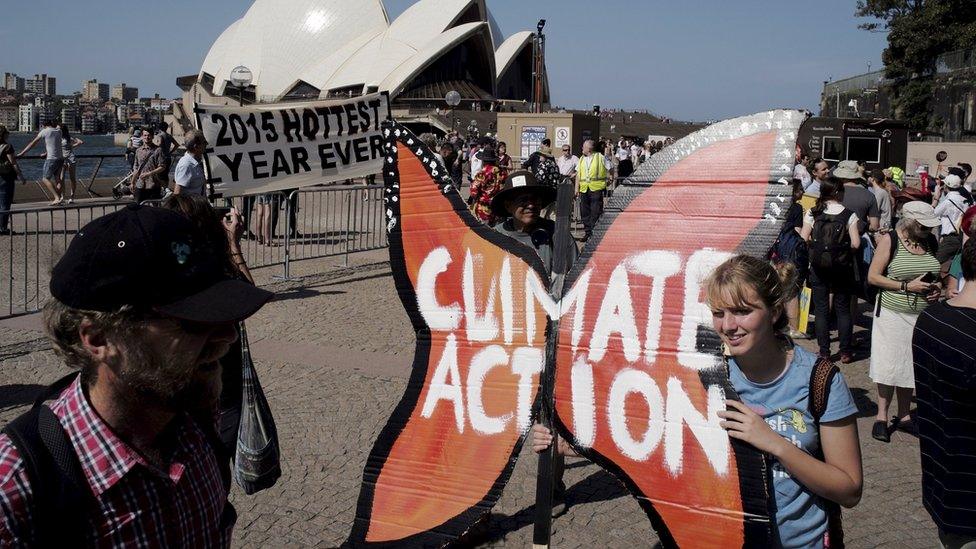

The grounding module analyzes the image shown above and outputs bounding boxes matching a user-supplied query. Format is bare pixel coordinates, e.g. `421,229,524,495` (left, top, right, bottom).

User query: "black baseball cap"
51,204,272,322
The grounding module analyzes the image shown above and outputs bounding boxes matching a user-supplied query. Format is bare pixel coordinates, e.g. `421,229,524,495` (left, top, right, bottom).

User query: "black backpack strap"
875,233,900,317
807,357,845,548
2,373,93,548
838,208,855,229
808,357,839,424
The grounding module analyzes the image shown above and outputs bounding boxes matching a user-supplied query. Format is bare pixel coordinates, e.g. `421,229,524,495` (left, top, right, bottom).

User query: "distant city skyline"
2,0,889,121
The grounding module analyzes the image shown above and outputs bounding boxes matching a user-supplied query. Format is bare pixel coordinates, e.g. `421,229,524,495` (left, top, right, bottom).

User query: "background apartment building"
0,105,18,129
82,79,110,102
25,73,56,96
18,104,36,132
111,83,139,103
2,73,25,93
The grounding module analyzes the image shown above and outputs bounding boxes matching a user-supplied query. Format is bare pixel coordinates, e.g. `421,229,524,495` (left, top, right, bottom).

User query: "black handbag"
233,323,282,495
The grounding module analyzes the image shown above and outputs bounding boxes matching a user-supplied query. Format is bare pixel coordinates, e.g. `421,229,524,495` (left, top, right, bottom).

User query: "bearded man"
0,204,273,547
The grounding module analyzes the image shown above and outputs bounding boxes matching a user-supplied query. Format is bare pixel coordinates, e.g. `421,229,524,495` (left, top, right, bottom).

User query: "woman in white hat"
866,201,942,442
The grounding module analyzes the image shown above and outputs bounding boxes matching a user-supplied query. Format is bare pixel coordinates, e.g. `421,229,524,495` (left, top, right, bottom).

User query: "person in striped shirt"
866,201,942,443
913,235,976,548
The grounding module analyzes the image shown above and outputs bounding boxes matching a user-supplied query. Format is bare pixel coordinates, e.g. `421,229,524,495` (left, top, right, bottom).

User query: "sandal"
871,420,890,443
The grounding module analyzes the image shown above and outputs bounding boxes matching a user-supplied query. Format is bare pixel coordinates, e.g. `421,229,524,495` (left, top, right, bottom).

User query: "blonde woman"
533,256,863,548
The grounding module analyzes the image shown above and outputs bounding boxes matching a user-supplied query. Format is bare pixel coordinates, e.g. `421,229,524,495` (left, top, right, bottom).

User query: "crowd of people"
430,131,674,243
2,119,976,547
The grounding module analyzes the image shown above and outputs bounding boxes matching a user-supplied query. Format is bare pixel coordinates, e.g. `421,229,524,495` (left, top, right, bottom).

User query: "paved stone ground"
0,248,936,548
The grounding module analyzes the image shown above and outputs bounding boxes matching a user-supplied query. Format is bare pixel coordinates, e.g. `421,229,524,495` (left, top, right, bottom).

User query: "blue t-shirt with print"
728,346,858,549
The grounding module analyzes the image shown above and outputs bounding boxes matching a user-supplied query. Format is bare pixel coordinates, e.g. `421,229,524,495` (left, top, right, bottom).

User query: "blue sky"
2,0,888,121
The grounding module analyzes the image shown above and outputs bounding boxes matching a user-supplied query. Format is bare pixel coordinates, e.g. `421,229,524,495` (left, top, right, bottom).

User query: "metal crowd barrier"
220,183,388,275
0,183,388,318
0,201,130,317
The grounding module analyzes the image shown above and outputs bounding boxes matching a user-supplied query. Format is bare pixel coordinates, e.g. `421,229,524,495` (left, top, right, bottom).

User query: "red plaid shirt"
0,376,234,547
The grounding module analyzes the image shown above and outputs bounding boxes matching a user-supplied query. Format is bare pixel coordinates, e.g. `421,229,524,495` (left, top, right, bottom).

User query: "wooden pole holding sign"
533,176,576,548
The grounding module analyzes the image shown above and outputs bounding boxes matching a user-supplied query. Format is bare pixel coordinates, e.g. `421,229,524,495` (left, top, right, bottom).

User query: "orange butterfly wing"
553,111,806,547
348,125,550,547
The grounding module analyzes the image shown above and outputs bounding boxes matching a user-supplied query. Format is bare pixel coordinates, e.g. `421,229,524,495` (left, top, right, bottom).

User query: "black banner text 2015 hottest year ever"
196,92,391,197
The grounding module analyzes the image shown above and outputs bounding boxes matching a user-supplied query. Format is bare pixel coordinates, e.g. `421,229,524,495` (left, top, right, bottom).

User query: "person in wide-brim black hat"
490,170,557,219
491,170,572,271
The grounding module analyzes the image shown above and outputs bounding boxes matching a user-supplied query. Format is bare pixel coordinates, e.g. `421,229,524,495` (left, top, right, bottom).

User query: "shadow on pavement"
272,289,345,302
850,388,879,418
465,468,630,546
304,271,392,290
0,384,46,411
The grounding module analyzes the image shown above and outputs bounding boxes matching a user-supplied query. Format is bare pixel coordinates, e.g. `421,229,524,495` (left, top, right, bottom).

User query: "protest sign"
552,110,806,547
350,112,806,547
195,92,390,197
348,124,550,547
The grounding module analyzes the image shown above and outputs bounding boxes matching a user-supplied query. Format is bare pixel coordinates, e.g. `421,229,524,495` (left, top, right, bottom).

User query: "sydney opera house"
182,0,548,107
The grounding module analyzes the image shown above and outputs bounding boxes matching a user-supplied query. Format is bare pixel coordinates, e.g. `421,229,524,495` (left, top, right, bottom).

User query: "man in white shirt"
806,157,829,196
18,119,64,205
556,145,578,178
793,152,811,188
615,140,633,178
173,130,208,196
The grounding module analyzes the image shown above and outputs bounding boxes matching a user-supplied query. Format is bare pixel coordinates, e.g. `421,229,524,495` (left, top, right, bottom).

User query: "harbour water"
7,133,130,182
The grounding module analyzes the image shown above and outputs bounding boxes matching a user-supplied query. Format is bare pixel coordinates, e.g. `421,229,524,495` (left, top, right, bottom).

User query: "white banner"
195,92,391,197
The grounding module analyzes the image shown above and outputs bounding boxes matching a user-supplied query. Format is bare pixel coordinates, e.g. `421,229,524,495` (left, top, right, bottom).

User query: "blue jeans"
0,172,15,231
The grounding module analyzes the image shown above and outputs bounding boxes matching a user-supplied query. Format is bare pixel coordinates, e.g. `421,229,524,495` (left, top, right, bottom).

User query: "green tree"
856,0,976,130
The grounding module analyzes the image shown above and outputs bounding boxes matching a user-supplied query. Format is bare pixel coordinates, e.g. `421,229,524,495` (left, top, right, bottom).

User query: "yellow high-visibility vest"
577,153,608,192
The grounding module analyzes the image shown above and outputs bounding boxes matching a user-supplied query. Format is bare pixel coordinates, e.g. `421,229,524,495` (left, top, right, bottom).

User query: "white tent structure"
198,0,547,104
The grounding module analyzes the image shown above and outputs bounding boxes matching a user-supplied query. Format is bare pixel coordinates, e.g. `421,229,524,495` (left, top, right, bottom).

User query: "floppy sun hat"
832,160,865,180
900,200,941,228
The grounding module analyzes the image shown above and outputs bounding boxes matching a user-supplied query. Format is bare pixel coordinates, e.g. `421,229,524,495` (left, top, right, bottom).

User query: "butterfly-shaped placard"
348,110,807,548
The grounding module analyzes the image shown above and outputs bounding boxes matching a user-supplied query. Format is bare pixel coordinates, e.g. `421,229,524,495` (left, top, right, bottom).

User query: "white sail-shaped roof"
199,0,542,102
380,21,495,97
200,18,242,80
495,31,533,80
203,0,389,97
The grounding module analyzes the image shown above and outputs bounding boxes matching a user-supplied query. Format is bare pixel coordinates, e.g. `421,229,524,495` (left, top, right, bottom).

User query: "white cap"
945,174,963,189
